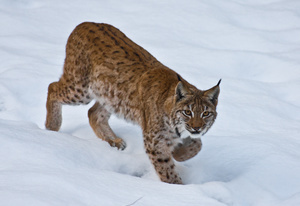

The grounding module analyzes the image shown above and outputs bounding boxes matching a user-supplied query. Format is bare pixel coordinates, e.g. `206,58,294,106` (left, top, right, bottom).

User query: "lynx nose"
193,127,201,132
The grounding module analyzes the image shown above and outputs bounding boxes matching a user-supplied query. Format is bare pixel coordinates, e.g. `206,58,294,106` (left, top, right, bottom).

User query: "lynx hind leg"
45,80,92,131
88,102,126,150
145,137,183,184
46,82,63,131
172,137,202,162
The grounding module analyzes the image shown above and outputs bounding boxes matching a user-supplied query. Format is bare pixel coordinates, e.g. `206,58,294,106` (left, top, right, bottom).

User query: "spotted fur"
45,22,221,184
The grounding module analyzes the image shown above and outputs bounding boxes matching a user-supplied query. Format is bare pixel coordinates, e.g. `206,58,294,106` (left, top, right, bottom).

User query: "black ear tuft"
177,74,182,82
203,80,221,106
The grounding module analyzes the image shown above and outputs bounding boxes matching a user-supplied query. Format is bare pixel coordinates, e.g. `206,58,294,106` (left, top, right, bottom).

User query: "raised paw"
172,137,202,162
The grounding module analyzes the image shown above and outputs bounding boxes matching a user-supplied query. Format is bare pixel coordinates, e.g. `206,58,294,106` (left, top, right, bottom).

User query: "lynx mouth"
175,126,203,139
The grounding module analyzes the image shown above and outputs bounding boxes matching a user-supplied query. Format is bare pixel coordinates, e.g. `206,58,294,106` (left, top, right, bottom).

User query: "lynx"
46,22,221,184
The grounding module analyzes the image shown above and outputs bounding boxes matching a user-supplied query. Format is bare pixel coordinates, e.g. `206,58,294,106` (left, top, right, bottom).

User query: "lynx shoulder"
45,22,221,184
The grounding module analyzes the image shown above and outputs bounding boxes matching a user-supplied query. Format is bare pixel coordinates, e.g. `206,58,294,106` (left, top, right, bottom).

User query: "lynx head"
172,78,221,139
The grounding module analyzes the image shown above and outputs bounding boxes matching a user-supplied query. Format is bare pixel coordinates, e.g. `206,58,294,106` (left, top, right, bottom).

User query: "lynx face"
172,80,220,139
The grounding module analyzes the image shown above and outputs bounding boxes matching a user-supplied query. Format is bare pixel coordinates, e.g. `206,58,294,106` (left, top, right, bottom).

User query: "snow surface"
1,0,300,205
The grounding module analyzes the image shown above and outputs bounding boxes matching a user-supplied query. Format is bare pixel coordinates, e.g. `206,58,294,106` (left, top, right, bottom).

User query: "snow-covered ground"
1,0,300,205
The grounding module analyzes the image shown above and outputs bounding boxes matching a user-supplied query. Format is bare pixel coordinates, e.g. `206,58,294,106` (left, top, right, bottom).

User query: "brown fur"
46,22,220,184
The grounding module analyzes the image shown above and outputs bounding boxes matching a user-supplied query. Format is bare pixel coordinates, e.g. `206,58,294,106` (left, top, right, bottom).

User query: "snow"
0,0,300,205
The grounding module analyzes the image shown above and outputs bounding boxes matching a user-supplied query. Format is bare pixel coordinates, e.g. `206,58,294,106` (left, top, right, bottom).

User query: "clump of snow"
0,0,300,205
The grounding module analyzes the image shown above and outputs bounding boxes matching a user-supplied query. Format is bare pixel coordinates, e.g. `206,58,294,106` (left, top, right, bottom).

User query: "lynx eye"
183,110,192,116
202,111,210,117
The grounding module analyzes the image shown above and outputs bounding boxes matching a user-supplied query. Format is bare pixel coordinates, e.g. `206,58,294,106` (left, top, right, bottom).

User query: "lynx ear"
203,79,221,106
175,81,189,102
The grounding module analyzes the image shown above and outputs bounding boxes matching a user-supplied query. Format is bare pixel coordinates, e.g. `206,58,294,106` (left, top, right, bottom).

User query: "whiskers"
185,121,214,137
200,120,214,136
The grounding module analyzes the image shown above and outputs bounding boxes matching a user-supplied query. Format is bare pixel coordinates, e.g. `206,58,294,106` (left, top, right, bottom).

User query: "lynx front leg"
88,102,126,150
172,137,202,162
144,134,183,184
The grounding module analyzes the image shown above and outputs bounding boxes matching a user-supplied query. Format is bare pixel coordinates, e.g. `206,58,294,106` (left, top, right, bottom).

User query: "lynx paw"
172,137,202,162
109,137,126,150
